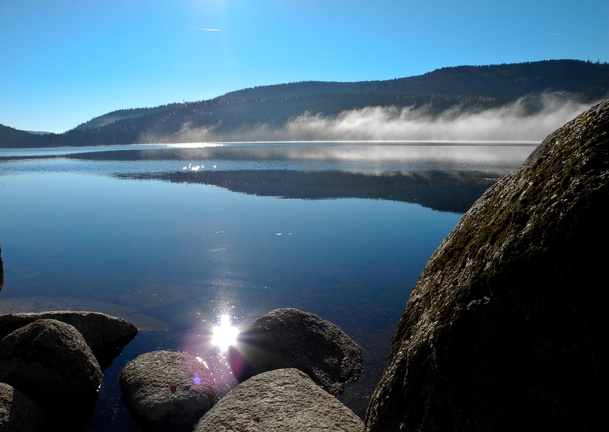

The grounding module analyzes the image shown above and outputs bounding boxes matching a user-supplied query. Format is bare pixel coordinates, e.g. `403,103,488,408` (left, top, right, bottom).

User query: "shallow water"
0,141,535,428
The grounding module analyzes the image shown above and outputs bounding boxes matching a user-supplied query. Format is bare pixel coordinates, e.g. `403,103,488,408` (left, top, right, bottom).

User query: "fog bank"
148,92,601,144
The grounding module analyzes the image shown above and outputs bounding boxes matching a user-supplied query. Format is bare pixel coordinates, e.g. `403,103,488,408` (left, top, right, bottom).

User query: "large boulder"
0,382,45,432
119,350,219,432
0,319,103,429
0,311,137,369
0,245,3,292
228,308,362,395
194,368,364,431
365,99,609,431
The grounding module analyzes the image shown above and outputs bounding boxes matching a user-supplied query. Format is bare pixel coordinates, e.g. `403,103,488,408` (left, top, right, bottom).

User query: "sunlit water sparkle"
211,314,239,352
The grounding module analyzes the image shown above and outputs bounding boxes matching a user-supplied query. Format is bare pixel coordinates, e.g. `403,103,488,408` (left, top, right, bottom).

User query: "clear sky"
1,0,607,133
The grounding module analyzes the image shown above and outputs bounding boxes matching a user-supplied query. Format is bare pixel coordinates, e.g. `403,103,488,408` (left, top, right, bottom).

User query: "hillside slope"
1,60,607,148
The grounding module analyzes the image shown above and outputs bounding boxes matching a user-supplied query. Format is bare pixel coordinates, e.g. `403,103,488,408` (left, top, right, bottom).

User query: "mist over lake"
0,141,535,429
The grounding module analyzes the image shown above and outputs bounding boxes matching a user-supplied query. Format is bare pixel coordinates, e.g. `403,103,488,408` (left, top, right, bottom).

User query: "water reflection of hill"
116,169,502,214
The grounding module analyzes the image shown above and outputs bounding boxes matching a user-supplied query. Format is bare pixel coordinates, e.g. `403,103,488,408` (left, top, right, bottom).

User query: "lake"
0,141,536,429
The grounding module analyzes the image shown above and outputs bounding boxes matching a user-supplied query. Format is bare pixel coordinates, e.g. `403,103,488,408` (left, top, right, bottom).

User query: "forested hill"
221,60,608,100
1,60,608,148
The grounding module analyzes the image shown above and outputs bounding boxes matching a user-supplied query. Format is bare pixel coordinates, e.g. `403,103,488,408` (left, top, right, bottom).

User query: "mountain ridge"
221,59,608,100
1,60,607,148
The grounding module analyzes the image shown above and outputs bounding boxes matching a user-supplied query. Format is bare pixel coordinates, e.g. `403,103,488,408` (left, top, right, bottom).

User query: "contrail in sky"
196,28,221,32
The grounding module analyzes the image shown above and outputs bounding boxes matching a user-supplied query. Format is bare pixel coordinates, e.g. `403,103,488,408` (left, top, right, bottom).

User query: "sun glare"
211,314,239,351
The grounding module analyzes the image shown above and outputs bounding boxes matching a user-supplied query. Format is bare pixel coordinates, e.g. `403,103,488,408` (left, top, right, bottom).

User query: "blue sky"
1,0,607,133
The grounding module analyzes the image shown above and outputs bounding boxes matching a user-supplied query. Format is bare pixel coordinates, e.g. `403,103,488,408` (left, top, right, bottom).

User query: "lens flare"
211,314,239,351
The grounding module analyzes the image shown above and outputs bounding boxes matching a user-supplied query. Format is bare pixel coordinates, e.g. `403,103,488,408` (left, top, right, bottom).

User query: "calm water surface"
0,141,535,429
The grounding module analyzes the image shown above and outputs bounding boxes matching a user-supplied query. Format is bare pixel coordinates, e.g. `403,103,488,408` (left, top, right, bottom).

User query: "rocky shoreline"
0,308,364,431
0,311,137,430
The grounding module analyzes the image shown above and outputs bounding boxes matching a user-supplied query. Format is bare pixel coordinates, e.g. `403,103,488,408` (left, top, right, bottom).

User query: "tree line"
1,60,607,148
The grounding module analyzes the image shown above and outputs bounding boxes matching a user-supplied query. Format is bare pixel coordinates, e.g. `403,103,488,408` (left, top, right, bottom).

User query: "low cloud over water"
149,92,600,144
280,92,596,142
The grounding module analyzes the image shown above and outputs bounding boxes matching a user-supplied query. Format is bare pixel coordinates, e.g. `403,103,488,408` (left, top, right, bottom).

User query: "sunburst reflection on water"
211,313,239,352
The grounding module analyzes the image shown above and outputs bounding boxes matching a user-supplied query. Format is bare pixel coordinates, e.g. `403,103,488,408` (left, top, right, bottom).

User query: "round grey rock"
0,318,102,428
0,382,45,432
229,308,362,395
119,350,219,432
194,368,364,431
0,311,138,369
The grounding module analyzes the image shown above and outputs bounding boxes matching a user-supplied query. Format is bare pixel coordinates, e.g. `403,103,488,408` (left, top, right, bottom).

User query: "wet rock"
0,245,3,292
365,99,609,431
0,382,45,432
0,319,102,430
228,308,362,395
119,350,219,432
0,311,138,369
194,368,364,432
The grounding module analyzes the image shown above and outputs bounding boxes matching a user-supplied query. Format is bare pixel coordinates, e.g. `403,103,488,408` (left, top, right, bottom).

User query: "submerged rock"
194,368,364,432
228,308,362,395
366,99,609,431
0,319,102,430
0,382,45,432
119,350,219,432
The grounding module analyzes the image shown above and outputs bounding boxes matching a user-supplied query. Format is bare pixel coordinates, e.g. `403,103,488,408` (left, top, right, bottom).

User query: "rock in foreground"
0,382,45,432
194,368,364,432
366,100,609,431
0,245,3,292
0,319,103,430
228,308,362,395
0,310,137,369
119,350,219,432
